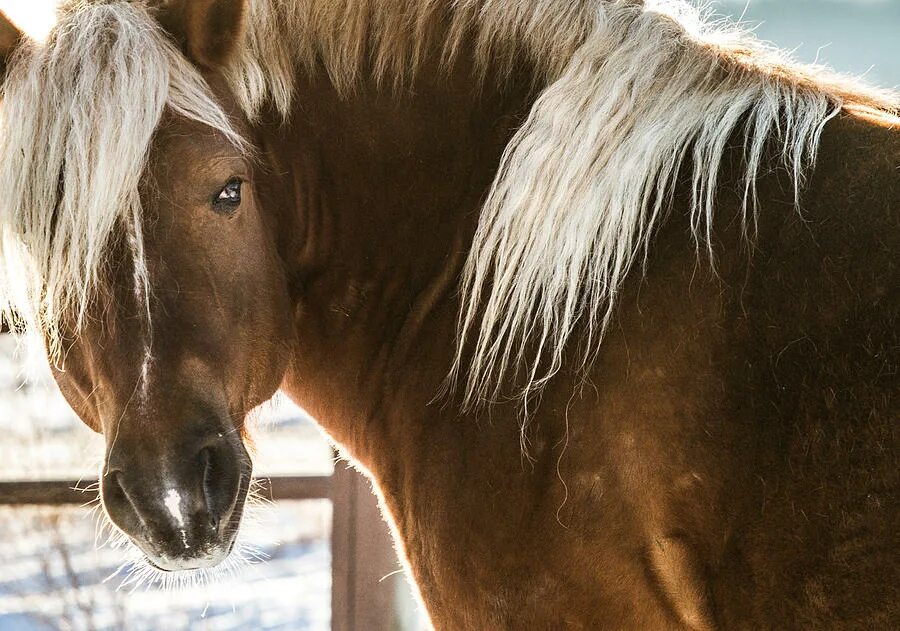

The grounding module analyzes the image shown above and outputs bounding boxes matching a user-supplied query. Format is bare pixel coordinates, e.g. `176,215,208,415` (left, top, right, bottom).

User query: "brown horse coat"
0,1,896,628
273,70,898,631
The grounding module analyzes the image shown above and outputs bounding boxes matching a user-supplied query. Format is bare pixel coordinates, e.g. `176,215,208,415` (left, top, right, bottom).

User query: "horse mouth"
142,535,238,573
142,512,244,573
134,467,252,573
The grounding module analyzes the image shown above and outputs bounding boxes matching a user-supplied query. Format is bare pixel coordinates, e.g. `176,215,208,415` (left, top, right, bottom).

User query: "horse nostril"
101,470,145,535
198,438,244,535
200,446,219,530
109,471,131,509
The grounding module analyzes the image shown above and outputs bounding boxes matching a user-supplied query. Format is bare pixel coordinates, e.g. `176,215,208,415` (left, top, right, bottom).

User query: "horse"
0,0,897,628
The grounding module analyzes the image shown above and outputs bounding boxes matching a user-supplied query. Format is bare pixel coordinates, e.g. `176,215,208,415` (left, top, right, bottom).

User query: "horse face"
21,0,292,572
60,111,291,572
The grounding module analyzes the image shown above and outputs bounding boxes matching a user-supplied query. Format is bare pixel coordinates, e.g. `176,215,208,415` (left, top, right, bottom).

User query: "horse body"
272,66,898,627
0,1,896,628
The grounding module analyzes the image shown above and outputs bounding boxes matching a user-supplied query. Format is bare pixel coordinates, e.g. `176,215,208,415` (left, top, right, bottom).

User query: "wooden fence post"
331,462,422,631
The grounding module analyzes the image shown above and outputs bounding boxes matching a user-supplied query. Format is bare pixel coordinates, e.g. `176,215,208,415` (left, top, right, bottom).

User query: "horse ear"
0,10,24,79
157,0,248,70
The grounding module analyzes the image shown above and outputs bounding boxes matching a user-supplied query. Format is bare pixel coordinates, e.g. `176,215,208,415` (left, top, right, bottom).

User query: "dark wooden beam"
0,475,333,506
262,475,333,502
331,464,409,631
0,480,99,506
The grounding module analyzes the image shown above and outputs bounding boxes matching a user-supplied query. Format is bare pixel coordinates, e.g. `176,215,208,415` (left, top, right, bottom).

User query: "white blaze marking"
138,348,153,400
163,488,185,527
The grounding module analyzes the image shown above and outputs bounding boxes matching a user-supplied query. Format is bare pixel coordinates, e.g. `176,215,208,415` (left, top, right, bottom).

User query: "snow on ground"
0,502,332,630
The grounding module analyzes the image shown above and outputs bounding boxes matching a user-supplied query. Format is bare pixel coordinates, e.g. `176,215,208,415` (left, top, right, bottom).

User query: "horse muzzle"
100,426,252,572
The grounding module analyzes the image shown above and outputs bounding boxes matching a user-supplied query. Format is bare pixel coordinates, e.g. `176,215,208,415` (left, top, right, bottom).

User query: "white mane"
0,1,241,356
228,0,898,409
0,0,896,405
448,1,900,408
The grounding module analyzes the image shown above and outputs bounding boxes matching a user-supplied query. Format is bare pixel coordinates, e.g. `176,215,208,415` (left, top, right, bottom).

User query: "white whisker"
90,476,274,599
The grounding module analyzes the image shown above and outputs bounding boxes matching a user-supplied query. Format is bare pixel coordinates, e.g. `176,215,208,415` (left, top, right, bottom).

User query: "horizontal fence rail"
0,475,333,506
0,469,406,629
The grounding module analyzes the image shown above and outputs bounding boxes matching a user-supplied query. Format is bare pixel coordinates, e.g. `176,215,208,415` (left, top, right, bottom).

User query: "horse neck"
259,58,536,466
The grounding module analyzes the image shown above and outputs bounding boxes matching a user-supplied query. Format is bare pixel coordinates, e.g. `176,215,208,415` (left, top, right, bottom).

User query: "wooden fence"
0,466,413,630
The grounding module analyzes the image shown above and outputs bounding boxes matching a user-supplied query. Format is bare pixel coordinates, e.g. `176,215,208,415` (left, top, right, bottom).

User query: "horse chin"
138,516,243,573
144,550,229,573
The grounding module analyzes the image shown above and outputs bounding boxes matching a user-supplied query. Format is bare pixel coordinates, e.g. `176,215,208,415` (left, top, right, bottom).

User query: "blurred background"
0,335,340,631
717,0,899,85
0,1,897,630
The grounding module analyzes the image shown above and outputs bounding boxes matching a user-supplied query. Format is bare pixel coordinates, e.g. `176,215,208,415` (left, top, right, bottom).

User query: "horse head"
0,0,292,572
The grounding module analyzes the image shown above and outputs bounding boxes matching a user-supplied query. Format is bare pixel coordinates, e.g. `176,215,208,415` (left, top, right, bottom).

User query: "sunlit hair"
181,0,900,414
227,0,897,413
0,1,242,359
445,0,900,414
0,0,897,411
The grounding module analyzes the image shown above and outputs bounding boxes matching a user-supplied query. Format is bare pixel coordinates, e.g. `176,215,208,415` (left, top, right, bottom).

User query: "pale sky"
0,0,57,41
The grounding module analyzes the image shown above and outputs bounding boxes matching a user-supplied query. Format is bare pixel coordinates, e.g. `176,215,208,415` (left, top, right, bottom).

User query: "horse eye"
212,179,242,213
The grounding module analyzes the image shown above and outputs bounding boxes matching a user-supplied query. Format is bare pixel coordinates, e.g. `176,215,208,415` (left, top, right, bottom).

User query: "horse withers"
0,0,897,628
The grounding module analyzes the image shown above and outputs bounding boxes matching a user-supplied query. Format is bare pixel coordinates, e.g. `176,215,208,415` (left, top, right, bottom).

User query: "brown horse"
0,1,897,628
